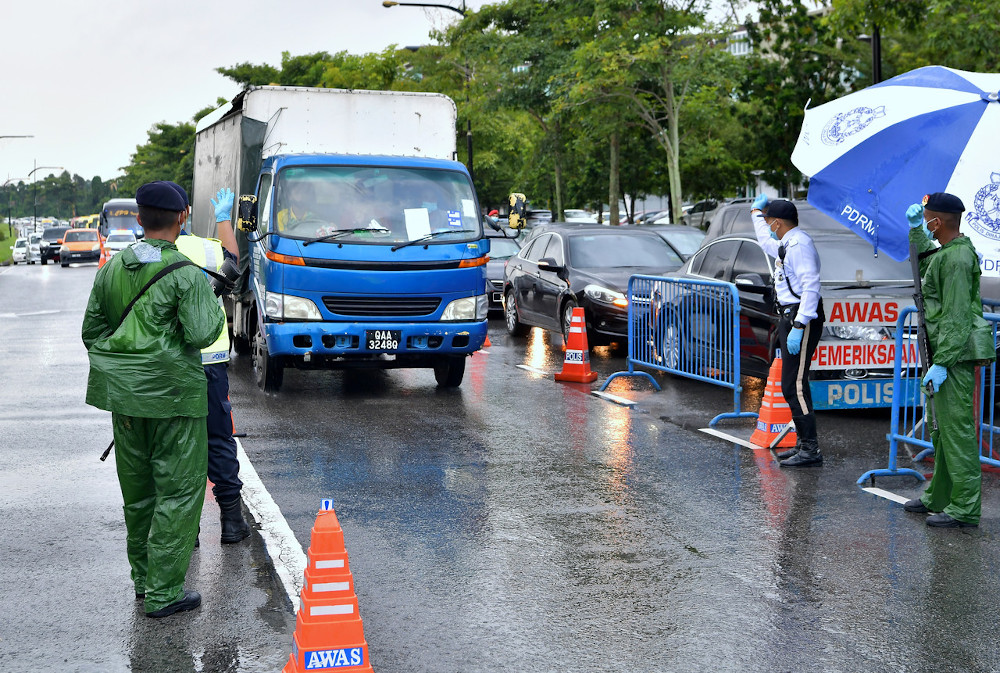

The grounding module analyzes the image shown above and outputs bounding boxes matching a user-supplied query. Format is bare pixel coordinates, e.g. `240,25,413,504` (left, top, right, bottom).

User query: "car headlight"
584,284,628,308
264,292,323,320
827,325,889,341
91,244,100,252
441,295,489,321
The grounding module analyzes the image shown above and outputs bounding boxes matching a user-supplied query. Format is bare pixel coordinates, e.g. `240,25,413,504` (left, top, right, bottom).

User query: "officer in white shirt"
751,195,825,467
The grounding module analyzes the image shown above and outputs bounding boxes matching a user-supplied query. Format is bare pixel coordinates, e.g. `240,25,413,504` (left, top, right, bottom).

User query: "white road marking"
0,309,60,318
591,391,636,406
861,487,910,505
699,427,767,451
236,439,307,612
516,364,550,376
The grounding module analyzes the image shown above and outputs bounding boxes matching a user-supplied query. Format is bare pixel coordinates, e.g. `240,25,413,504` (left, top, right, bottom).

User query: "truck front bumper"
263,319,488,362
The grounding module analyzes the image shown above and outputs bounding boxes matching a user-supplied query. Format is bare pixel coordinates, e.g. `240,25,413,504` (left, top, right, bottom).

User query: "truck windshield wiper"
391,229,476,252
301,228,375,246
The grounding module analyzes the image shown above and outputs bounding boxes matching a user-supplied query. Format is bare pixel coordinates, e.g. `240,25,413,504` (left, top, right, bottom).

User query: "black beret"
165,181,189,208
765,199,798,224
922,192,965,213
136,181,186,212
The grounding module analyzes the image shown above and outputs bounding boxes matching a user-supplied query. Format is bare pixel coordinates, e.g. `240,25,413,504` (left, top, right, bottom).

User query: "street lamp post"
858,27,882,85
29,161,63,232
383,0,474,183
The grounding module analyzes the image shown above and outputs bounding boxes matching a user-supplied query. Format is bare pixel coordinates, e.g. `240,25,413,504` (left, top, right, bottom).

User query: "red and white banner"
825,299,910,327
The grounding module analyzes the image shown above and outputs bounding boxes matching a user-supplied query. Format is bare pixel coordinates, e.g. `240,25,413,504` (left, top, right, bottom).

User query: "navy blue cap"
136,181,186,212
165,181,189,208
765,199,798,224
923,192,965,213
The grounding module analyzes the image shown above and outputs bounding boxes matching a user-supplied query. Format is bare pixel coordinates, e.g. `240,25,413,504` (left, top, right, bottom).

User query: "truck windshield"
274,165,482,244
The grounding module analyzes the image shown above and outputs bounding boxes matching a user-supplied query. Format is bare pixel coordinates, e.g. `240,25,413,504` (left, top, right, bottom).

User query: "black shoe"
926,513,977,528
219,497,251,544
779,450,823,467
775,447,799,460
146,590,202,618
903,498,929,513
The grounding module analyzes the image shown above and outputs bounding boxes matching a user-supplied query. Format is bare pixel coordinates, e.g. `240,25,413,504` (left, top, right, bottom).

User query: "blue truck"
191,86,490,391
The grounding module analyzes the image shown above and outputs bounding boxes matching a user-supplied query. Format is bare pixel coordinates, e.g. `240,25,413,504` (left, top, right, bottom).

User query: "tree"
742,0,855,192
118,120,197,197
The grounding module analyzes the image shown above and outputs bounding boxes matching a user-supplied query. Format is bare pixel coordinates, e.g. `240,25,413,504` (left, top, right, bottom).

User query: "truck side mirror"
508,193,527,230
236,194,259,233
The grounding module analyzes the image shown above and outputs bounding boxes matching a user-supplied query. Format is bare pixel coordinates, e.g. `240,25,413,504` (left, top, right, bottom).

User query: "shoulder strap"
114,260,198,332
777,244,801,300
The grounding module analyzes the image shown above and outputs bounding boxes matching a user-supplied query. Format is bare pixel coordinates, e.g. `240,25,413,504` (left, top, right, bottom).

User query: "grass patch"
0,226,15,264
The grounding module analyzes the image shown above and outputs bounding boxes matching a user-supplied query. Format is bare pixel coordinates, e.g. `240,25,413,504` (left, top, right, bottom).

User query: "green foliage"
117,120,196,197
743,0,855,188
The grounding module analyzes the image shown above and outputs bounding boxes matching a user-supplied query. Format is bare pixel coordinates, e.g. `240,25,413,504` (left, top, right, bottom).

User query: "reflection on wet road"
228,323,1000,673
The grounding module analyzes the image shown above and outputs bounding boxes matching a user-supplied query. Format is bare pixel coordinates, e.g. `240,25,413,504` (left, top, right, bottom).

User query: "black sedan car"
503,224,684,346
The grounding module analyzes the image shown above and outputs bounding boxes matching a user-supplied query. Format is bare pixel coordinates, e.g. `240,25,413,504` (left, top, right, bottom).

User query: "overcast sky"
0,0,487,186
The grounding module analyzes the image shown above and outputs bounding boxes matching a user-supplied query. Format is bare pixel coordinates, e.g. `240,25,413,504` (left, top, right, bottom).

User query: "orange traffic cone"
749,352,797,449
484,332,492,348
554,307,598,384
283,499,374,673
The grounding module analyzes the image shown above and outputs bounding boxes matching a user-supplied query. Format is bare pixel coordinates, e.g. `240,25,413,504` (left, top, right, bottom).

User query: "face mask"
924,217,939,241
768,219,779,240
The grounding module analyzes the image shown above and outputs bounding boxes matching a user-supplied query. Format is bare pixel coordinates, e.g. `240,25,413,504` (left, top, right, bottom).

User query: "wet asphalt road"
4,261,1000,672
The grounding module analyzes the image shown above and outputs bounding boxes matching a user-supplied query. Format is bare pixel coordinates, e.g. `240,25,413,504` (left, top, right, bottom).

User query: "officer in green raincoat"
903,192,995,528
82,181,225,617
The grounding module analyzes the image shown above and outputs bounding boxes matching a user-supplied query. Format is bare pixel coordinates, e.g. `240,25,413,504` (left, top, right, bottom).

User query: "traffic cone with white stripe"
749,351,797,449
282,499,373,673
554,307,598,384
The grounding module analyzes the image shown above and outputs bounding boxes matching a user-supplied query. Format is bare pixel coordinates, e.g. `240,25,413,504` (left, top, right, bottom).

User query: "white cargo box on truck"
191,86,459,239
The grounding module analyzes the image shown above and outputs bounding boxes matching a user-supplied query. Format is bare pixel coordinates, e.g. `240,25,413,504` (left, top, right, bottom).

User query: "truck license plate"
366,330,401,351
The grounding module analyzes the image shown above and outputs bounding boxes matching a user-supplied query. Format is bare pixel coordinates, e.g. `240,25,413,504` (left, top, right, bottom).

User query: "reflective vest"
175,234,230,364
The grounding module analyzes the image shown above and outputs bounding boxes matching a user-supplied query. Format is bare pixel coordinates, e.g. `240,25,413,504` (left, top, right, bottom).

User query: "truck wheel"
252,323,284,392
41,258,47,265
231,330,252,356
434,356,466,388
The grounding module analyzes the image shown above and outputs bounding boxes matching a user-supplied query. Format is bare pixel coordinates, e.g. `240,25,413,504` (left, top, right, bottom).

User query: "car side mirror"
537,257,562,272
478,237,491,255
236,194,259,234
734,272,766,289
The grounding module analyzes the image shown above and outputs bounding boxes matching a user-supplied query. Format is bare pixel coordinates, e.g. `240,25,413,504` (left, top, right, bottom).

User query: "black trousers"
777,301,825,447
205,362,243,502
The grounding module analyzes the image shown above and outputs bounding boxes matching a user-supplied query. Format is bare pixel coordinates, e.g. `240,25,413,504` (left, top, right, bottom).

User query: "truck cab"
234,155,489,390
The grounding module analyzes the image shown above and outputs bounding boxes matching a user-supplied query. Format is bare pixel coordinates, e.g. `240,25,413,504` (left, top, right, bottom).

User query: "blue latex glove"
922,363,948,392
211,188,235,223
752,193,769,211
786,327,803,355
906,203,924,228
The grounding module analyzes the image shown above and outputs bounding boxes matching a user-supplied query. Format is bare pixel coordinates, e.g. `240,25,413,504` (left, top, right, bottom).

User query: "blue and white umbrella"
791,65,1000,268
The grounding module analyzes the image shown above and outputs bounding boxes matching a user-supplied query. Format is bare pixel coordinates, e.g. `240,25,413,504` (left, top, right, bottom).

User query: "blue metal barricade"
601,275,757,427
857,307,1000,485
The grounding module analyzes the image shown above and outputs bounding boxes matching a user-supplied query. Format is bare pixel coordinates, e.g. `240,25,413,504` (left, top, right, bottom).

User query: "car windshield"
65,230,99,243
14,239,25,248
274,165,482,245
488,237,520,260
42,228,68,241
106,233,135,244
661,230,706,257
569,234,682,268
817,236,912,284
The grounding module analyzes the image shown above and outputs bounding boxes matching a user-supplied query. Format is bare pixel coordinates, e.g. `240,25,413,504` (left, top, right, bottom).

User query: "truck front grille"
322,295,442,317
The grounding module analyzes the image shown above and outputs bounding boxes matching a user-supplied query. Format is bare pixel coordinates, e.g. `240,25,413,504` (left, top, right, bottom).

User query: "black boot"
780,414,822,467
775,446,799,460
219,496,251,543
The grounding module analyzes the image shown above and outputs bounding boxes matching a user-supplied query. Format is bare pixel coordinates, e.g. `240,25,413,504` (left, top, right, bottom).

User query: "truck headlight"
264,292,323,321
584,284,628,308
91,244,101,252
441,295,489,321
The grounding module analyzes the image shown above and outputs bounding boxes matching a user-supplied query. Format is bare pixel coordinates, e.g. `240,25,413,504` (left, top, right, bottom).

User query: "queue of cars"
9,227,137,268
